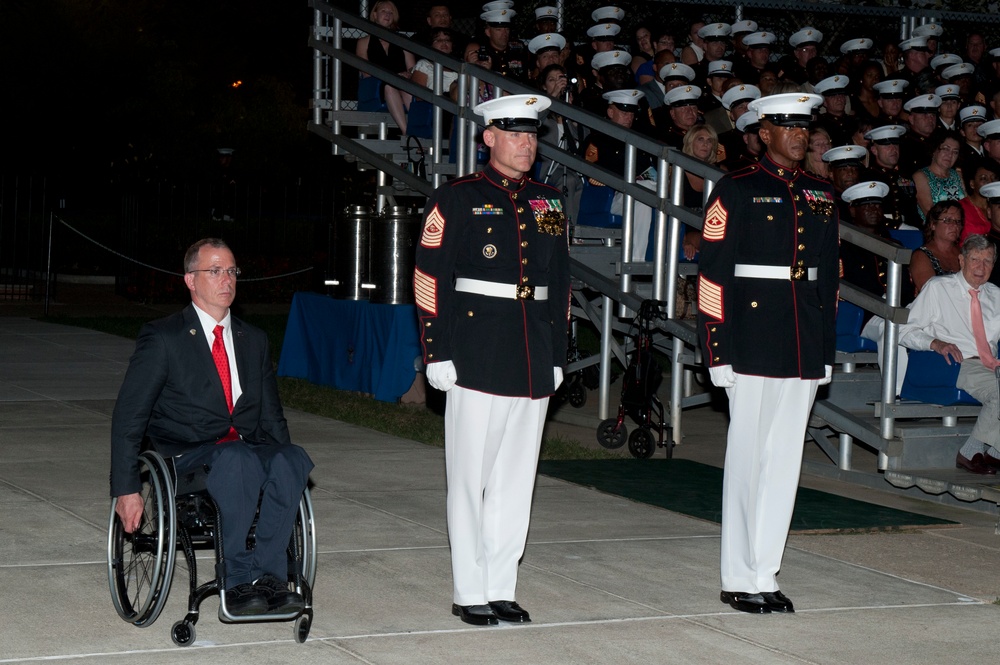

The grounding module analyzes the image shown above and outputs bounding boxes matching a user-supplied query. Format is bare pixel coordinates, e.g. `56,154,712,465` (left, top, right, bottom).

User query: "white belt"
734,264,818,281
455,277,548,300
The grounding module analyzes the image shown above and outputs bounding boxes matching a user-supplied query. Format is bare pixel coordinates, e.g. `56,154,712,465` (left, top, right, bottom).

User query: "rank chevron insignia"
704,199,727,241
420,205,445,248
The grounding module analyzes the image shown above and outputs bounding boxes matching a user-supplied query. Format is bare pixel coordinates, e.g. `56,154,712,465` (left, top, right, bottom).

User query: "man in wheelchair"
110,238,314,616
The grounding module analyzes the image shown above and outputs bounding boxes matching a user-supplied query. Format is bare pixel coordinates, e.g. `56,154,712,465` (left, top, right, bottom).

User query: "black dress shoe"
225,582,268,616
254,574,305,614
452,603,499,626
720,591,771,614
760,590,794,613
488,600,531,623
956,452,997,475
984,451,1000,469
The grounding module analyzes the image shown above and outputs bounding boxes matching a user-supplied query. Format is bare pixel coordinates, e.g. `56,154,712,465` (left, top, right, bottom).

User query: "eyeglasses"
936,217,963,226
189,267,241,279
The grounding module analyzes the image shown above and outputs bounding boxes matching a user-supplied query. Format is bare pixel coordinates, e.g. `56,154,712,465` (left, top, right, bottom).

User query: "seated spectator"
630,24,655,75
538,64,584,223
841,180,893,297
803,128,832,180
898,234,1000,475
851,62,883,121
451,41,493,105
356,0,414,134
910,199,963,295
913,132,966,222
411,28,458,92
679,124,722,260
960,160,998,241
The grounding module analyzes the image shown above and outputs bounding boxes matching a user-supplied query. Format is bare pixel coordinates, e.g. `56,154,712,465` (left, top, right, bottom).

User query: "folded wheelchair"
107,449,316,646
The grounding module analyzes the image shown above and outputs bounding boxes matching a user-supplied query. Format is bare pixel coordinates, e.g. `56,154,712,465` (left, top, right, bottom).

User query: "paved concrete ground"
3,314,1000,664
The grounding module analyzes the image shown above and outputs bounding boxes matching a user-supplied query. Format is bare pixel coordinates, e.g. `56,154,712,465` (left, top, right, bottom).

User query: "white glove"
709,365,737,388
554,367,564,390
426,360,457,391
819,364,833,386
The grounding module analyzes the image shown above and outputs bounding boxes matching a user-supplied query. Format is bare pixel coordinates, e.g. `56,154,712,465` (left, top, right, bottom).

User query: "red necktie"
969,289,1000,371
212,325,240,442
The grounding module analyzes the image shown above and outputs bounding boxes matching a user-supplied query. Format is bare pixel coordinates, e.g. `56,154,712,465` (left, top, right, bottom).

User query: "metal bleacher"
309,0,1000,513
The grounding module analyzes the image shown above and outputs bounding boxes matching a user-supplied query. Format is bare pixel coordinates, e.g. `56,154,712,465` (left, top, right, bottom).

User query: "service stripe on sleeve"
698,274,724,320
420,205,445,248
414,268,437,315
703,199,727,241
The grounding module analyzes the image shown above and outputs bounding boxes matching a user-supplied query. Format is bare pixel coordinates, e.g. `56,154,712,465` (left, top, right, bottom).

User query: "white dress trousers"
721,373,819,594
445,386,548,606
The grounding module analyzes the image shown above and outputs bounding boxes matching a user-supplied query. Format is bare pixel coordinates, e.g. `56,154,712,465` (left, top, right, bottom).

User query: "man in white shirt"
898,234,1000,474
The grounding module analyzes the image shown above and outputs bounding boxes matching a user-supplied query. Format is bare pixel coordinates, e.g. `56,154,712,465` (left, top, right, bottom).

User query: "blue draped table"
277,292,420,402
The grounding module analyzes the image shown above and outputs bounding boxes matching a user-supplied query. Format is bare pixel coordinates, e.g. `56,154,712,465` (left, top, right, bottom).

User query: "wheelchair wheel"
596,418,627,449
628,428,656,459
171,620,196,647
567,381,587,408
294,613,312,643
107,450,177,627
293,488,318,590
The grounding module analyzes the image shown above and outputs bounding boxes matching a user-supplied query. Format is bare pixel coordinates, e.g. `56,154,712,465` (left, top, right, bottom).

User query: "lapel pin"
189,329,197,335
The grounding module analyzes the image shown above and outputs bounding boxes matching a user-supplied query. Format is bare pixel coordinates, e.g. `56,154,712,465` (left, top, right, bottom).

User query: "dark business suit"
111,303,313,588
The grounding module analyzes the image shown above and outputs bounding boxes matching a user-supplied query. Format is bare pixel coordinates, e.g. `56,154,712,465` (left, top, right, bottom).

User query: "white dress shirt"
192,303,243,405
898,271,1000,360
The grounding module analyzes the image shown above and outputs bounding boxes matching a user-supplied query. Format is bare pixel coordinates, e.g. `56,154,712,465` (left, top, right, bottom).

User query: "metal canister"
369,205,419,304
331,204,373,300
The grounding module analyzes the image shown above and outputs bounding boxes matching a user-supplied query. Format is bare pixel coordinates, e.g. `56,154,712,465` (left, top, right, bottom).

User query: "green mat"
538,459,958,533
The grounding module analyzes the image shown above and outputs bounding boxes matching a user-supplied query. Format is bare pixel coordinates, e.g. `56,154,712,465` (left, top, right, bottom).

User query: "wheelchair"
107,449,316,646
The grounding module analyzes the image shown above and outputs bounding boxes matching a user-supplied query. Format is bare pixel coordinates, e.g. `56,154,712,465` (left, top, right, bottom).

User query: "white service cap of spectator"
730,20,757,36
980,182,1000,202
698,23,731,41
822,145,868,166
977,119,1000,139
899,35,931,52
591,49,631,70
814,75,850,96
482,1,514,11
930,53,962,70
903,93,942,113
736,112,761,133
872,78,909,98
743,31,776,49
789,27,823,48
990,47,1000,58
747,92,823,126
603,88,645,112
659,62,696,82
912,23,944,38
960,105,988,125
474,94,551,132
840,38,873,54
864,124,906,144
481,8,516,25
591,6,624,22
842,181,889,206
707,60,735,77
664,84,702,108
528,33,566,54
942,62,976,81
587,23,621,40
534,6,557,20
722,84,761,110
935,84,961,101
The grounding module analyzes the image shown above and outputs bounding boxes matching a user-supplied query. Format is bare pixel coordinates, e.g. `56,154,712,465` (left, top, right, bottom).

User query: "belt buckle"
516,284,535,300
790,266,806,281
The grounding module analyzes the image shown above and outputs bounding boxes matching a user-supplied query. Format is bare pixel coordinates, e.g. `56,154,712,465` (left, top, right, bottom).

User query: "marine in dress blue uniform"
697,93,839,614
413,94,570,626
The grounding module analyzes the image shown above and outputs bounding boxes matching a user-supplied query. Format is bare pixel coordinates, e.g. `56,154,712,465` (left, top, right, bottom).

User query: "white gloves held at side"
708,364,833,388
426,362,565,392
426,360,457,391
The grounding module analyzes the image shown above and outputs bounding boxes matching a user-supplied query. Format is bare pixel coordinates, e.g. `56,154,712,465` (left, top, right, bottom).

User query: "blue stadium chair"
577,183,622,228
889,228,923,250
836,301,878,353
899,349,980,405
358,77,388,112
407,99,434,138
